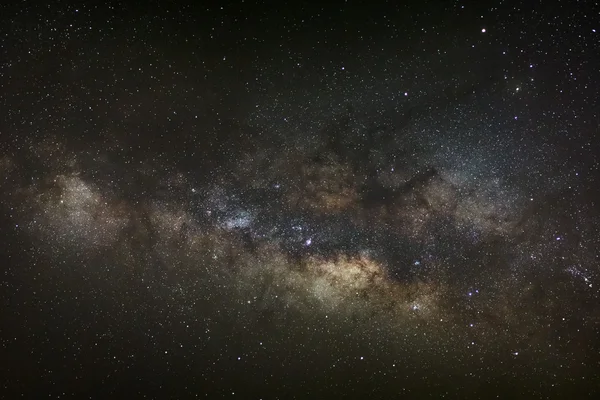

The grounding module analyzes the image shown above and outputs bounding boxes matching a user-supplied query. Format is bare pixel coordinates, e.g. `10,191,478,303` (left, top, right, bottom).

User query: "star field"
1,1,600,398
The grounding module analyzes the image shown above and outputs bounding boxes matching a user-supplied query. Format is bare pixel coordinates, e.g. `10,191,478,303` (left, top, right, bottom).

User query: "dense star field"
1,1,600,398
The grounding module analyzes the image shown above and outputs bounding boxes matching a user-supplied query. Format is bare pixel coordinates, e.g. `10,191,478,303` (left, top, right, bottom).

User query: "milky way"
1,1,600,398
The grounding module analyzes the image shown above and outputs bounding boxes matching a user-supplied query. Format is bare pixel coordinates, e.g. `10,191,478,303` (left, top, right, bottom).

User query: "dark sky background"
1,0,600,398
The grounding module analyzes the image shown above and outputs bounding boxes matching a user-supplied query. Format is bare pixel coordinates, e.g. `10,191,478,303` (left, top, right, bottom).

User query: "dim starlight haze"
1,0,599,398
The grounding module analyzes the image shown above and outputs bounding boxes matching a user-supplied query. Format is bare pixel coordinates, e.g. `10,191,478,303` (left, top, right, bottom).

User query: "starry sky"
1,1,600,398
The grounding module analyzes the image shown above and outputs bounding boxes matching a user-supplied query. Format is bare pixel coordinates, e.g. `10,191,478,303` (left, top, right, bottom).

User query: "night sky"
1,0,600,398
